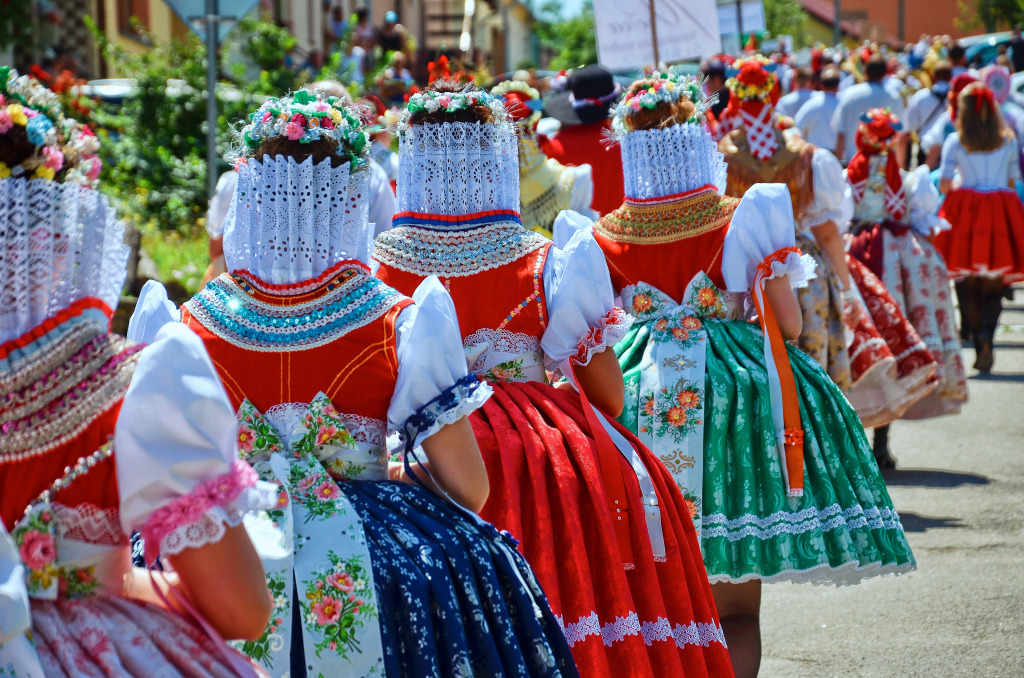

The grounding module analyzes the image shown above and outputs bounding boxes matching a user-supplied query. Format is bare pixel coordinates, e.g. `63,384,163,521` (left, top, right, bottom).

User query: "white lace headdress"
395,89,520,222
223,155,371,283
0,178,128,344
611,74,727,200
223,91,373,284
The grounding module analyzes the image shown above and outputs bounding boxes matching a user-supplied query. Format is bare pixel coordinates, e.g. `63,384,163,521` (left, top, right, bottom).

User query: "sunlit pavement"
761,286,1024,677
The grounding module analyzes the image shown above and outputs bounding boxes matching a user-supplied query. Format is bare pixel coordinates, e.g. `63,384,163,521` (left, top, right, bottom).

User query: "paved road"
761,290,1024,678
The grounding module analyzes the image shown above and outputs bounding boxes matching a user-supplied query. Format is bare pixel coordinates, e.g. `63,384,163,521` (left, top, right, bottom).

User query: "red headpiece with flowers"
719,55,781,161
847,108,905,221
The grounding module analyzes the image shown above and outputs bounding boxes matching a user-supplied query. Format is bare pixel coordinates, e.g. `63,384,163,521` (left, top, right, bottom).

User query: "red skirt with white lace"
936,187,1024,282
470,380,732,678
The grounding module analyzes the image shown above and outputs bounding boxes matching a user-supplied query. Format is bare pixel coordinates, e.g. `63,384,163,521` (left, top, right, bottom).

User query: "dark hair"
948,44,966,63
0,124,34,170
254,135,348,168
820,68,841,90
932,60,953,82
620,78,696,131
795,67,812,86
408,80,495,125
355,8,368,22
865,54,887,81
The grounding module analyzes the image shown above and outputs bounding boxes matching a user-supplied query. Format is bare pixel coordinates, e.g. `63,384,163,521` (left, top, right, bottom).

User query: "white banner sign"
716,1,766,36
593,0,722,70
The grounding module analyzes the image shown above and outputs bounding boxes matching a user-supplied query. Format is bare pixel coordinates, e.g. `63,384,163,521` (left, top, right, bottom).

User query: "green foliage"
0,1,33,52
141,226,209,294
533,0,598,70
763,0,811,48
956,0,1024,32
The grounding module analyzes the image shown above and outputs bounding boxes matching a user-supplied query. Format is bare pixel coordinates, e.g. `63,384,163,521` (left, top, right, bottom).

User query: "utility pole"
649,0,660,67
205,0,219,198
736,0,744,51
897,0,905,43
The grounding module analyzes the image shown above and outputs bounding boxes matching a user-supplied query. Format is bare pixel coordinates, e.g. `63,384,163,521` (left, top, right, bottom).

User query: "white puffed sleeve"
387,276,492,447
800,148,854,231
551,206,594,248
904,165,951,236
114,322,278,565
939,134,960,181
723,183,818,292
568,164,599,221
0,523,28,644
127,280,181,345
542,210,632,370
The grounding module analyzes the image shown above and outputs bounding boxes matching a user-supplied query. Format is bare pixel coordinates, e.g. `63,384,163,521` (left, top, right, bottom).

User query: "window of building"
117,0,151,40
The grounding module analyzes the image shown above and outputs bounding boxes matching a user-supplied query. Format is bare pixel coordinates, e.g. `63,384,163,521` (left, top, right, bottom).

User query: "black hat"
543,65,622,125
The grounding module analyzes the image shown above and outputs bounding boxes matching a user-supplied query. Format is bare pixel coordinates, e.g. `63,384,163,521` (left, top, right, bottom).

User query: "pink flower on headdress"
438,95,453,108
631,98,642,111
262,111,273,123
0,110,11,134
286,121,304,140
85,157,102,182
42,146,64,171
314,102,330,112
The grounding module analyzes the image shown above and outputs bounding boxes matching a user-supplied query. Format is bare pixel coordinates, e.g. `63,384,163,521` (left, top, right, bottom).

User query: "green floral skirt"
616,317,916,585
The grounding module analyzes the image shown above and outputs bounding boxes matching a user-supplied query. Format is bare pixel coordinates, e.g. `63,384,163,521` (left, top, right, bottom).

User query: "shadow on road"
895,511,965,532
967,371,1024,382
881,467,990,488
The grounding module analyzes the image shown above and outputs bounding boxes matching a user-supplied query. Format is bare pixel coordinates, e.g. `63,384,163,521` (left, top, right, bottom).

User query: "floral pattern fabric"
794,233,852,390
615,274,917,584
617,276,744,538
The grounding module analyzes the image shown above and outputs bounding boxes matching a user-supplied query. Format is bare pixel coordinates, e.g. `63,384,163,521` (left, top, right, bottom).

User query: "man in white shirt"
831,54,905,164
794,67,842,153
776,68,815,118
903,61,952,166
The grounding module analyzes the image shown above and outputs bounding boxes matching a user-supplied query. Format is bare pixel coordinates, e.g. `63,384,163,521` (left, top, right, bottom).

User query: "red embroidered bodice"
377,246,552,342
181,262,413,422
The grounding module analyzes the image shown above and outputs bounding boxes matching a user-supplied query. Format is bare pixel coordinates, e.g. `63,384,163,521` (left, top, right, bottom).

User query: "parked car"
962,31,1012,68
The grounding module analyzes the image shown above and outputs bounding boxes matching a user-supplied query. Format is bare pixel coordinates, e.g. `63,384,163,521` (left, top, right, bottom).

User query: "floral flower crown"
858,107,902,149
610,74,714,136
725,55,777,102
402,87,509,127
238,90,369,168
490,80,543,125
0,67,102,184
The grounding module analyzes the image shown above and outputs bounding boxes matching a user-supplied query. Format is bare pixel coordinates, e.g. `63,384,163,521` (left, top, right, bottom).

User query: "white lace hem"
570,308,633,367
410,380,493,449
159,481,279,557
707,557,917,587
701,503,906,543
761,250,818,289
558,611,727,649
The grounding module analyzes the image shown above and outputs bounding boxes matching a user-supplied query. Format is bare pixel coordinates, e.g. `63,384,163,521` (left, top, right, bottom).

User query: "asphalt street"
761,288,1024,678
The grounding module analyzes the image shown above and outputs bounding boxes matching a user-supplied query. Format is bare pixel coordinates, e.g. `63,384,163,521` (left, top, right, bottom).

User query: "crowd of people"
1,28,1023,678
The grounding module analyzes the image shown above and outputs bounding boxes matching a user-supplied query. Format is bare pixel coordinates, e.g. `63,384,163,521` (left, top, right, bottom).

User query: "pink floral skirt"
31,595,260,678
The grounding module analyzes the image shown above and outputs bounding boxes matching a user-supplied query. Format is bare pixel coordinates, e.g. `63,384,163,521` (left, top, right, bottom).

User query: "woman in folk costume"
491,79,596,238
571,74,917,677
374,82,732,678
131,90,577,678
846,108,968,464
718,56,938,431
540,65,625,216
0,68,276,677
936,82,1024,372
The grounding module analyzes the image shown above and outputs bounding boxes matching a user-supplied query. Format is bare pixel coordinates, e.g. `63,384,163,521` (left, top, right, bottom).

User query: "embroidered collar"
374,221,550,278
596,186,738,245
185,266,406,352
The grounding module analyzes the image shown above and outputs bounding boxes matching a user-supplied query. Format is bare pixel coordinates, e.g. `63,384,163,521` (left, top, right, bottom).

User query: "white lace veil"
618,122,728,200
396,121,520,220
0,177,128,345
223,154,372,284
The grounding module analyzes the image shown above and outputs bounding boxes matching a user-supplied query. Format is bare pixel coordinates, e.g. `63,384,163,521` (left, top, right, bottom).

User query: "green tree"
763,0,811,48
532,0,598,70
956,0,1024,32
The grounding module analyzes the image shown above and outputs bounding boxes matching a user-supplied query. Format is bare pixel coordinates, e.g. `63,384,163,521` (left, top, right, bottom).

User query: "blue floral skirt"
341,479,579,678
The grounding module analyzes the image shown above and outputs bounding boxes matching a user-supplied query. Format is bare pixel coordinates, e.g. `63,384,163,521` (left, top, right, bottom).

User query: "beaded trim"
373,221,551,278
0,328,140,462
391,209,523,230
18,442,113,522
596,187,738,245
497,247,548,330
184,268,406,352
232,260,369,298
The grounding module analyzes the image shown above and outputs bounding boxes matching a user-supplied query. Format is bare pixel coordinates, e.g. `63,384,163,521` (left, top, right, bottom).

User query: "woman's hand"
573,348,626,417
402,417,490,512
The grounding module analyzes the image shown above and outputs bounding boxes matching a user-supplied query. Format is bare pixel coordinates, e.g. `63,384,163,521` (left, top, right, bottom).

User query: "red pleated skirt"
936,188,1024,281
470,380,733,678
